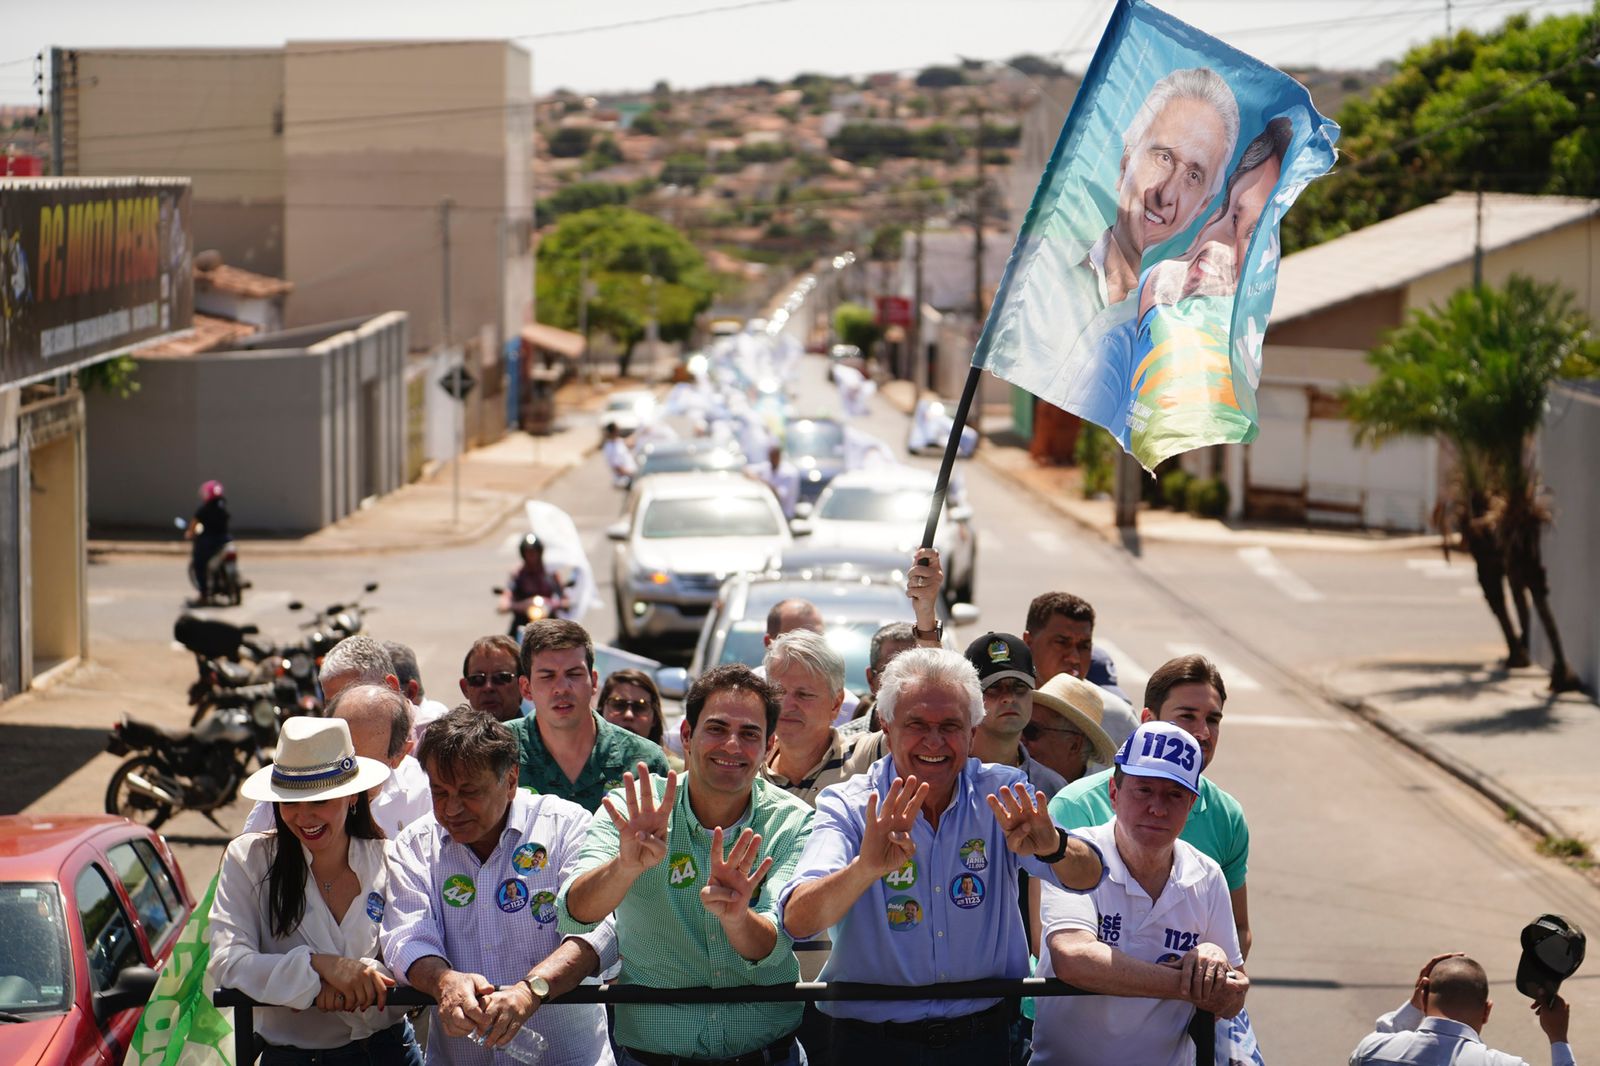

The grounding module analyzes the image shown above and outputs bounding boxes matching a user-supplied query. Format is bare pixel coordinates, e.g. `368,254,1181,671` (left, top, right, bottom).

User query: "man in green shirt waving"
558,663,813,1065
1047,653,1251,959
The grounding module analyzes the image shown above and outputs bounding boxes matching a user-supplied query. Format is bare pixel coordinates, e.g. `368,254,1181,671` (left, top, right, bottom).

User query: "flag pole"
920,364,982,550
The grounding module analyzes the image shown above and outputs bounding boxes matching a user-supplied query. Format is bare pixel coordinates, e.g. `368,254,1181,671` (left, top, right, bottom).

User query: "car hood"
0,1012,71,1064
630,536,790,579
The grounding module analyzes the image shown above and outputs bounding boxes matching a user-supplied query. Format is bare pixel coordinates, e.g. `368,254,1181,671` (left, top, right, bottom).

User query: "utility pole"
911,183,928,394
439,197,461,528
1472,184,1485,290
1445,0,1454,35
971,101,987,325
577,251,592,383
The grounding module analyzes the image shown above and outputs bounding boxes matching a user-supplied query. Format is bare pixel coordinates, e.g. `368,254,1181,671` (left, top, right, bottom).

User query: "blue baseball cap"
1113,721,1202,796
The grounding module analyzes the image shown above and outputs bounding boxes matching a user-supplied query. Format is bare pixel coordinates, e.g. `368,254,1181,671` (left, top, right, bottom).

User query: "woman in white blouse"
209,716,424,1065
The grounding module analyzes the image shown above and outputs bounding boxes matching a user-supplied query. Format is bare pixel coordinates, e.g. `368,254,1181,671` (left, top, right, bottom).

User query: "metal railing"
215,979,1216,1065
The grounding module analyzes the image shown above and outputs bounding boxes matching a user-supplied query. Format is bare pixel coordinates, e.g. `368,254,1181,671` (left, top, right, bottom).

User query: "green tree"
1344,275,1600,691
546,126,594,158
535,207,717,378
833,302,882,355
1283,10,1600,252
658,152,707,189
537,181,629,225
585,135,623,171
915,65,967,89
1006,53,1067,78
630,110,667,136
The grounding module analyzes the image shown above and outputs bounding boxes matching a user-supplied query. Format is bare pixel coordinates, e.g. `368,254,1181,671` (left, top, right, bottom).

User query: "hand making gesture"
987,782,1060,858
700,827,775,922
1408,951,1465,1012
856,775,929,880
906,548,944,636
601,763,677,875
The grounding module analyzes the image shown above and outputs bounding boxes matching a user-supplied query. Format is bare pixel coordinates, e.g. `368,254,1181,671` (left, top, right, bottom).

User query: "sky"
1,0,1592,104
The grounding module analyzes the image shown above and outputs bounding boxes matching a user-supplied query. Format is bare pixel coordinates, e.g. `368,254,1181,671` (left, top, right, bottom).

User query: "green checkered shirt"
507,711,669,812
557,774,813,1058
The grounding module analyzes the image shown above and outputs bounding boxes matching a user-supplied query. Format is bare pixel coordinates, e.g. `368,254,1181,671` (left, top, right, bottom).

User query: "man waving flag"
974,0,1338,471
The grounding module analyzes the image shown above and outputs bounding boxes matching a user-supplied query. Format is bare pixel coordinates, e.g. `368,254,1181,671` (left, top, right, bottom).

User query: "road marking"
1094,638,1149,692
1406,558,1477,580
1237,546,1323,603
1164,643,1263,692
1028,530,1065,553
1223,714,1356,731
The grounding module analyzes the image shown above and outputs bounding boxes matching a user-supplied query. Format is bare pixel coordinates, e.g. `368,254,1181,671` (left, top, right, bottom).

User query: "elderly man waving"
778,647,1104,1065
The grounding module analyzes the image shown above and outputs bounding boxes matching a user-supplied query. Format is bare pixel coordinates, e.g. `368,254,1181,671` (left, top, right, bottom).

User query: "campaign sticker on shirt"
531,890,558,925
512,842,549,873
668,853,698,888
885,895,923,932
604,777,623,792
950,873,986,909
497,878,530,914
520,785,541,796
442,874,477,908
882,858,917,890
365,892,384,922
959,838,988,871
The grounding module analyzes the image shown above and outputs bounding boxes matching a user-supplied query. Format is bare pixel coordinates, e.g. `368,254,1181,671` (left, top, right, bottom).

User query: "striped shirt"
557,774,814,1059
382,791,617,1066
760,729,881,807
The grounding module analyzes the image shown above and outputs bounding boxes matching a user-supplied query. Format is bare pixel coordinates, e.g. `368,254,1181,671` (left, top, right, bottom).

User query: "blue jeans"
616,1039,807,1066
259,1020,424,1066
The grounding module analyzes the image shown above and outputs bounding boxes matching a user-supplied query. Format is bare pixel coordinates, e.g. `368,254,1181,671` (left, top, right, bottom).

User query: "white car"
796,466,979,604
601,389,658,436
608,473,793,642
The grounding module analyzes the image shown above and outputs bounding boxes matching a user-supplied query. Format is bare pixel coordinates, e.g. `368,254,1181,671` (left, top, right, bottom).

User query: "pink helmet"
200,480,225,502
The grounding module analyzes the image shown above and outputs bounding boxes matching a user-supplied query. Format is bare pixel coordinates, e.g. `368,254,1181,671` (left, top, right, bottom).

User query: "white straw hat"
240,717,390,804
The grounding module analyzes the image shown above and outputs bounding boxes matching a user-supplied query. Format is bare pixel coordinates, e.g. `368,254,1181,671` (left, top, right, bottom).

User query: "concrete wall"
87,313,407,534
1405,216,1600,322
1534,381,1600,693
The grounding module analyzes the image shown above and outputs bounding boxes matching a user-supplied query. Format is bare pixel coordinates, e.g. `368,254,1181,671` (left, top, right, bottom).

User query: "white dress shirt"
382,791,617,1066
1350,1000,1576,1066
208,833,409,1050
411,697,451,746
244,755,434,841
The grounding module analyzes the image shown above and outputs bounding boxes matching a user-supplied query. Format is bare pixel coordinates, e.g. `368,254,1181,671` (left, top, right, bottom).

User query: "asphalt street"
66,354,1600,1060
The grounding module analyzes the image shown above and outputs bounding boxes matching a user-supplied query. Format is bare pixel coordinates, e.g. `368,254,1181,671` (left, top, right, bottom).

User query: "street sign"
438,365,477,400
875,295,912,328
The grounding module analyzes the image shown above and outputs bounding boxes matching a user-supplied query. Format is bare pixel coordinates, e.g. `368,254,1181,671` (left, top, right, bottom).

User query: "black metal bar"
920,363,983,550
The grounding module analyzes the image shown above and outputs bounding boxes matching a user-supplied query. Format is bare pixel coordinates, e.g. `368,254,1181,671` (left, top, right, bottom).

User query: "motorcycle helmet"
518,532,543,556
200,479,225,502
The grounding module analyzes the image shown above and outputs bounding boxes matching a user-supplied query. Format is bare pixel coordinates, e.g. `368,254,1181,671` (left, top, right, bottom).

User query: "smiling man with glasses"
459,635,525,722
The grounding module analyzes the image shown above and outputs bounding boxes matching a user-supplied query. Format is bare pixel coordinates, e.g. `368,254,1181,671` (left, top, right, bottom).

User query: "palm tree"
1344,274,1599,691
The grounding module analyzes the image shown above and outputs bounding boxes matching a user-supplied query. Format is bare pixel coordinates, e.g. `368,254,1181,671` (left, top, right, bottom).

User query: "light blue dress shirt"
777,754,1101,1023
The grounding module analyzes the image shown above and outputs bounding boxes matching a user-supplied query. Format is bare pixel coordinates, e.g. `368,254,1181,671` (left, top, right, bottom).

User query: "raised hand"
700,827,775,922
987,783,1058,857
906,549,945,625
1409,951,1465,1012
857,775,928,880
601,764,677,874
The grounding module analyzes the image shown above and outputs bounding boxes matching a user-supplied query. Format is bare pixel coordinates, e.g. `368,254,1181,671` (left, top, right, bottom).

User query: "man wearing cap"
384,708,617,1064
779,647,1105,1065
1031,721,1248,1066
1026,673,1117,787
1350,952,1574,1066
509,619,669,810
965,632,1069,798
1049,654,1252,959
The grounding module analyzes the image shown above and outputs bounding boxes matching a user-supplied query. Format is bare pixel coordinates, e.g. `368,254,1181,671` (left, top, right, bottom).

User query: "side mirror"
654,666,690,701
788,519,813,537
606,521,630,542
793,501,814,520
95,964,159,1018
948,505,974,524
949,603,981,627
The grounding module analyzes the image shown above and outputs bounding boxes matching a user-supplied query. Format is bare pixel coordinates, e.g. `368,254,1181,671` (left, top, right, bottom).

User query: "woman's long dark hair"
598,669,663,744
267,790,383,939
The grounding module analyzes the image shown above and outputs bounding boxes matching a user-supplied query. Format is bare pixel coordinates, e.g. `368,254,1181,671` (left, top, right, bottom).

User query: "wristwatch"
521,974,550,1003
912,620,943,641
1036,826,1071,865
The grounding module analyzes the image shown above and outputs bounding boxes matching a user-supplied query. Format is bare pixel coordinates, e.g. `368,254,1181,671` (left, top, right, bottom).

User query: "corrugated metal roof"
1273,192,1598,324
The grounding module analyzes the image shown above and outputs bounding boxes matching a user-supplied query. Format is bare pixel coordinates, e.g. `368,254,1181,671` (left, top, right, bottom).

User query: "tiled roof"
194,264,293,299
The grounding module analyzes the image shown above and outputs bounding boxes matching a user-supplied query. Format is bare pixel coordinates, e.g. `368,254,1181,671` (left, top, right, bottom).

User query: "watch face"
528,976,551,998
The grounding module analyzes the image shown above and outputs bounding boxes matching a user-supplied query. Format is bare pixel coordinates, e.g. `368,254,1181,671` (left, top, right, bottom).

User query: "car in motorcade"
609,472,793,643
633,439,745,482
782,416,849,505
688,563,979,699
0,815,195,1065
600,389,658,436
907,397,979,458
793,465,979,604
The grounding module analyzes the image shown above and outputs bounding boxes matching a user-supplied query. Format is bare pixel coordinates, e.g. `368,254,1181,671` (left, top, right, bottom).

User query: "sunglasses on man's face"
605,697,653,715
1022,722,1082,742
465,670,518,688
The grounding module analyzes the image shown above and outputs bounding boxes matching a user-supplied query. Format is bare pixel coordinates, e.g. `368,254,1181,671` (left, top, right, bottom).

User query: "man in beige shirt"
760,630,878,807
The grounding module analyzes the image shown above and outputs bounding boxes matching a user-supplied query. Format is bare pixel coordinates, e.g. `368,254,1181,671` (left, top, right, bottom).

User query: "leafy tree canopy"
1284,10,1600,252
915,65,968,89
537,181,629,225
1006,53,1068,78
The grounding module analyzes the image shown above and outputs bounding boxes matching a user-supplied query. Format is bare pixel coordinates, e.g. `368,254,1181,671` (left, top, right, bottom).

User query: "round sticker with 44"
442,874,477,908
882,858,917,890
668,853,698,888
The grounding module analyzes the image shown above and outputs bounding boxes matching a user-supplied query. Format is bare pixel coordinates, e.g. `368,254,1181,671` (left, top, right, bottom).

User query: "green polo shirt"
557,774,813,1058
507,711,669,812
1049,768,1249,890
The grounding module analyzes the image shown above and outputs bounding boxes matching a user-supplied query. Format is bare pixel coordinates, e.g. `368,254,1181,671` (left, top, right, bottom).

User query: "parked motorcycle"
175,516,247,607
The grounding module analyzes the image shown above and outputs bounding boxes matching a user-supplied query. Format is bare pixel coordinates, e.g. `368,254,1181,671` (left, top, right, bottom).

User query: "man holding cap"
965,632,1071,798
1031,721,1248,1066
1026,673,1118,787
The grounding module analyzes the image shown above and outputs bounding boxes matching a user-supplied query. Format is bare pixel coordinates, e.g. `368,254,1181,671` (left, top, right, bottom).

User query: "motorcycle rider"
498,533,567,635
185,479,231,605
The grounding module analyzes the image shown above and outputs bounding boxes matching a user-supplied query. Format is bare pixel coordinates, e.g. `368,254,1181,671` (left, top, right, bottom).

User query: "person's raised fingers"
659,768,678,818
749,854,774,888
710,825,726,866
864,790,882,828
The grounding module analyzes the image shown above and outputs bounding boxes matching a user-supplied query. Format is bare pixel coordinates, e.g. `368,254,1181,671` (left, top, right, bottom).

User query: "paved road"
53,353,1600,1060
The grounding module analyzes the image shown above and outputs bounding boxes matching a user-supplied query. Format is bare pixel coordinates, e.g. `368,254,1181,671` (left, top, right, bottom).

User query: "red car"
0,816,195,1065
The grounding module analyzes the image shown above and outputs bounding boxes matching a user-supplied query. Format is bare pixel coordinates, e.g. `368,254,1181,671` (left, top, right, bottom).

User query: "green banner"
126,873,236,1066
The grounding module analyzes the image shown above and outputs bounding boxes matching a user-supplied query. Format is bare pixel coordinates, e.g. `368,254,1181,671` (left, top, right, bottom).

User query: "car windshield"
641,496,781,539
785,421,845,459
637,450,742,478
0,883,71,1014
817,486,930,524
718,620,880,686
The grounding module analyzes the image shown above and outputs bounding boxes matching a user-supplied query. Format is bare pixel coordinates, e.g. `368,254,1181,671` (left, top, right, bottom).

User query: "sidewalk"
883,377,1600,862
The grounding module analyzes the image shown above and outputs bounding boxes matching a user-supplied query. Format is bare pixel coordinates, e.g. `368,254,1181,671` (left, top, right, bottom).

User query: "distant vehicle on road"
601,389,658,436
907,397,980,458
782,416,849,505
796,466,979,604
0,816,194,1066
633,440,745,481
608,472,793,644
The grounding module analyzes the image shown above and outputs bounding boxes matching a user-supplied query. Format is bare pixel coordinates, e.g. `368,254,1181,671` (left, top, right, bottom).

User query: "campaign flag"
127,873,236,1066
973,0,1338,470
